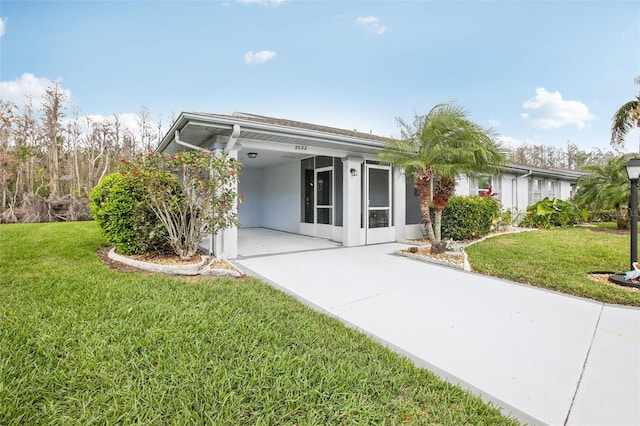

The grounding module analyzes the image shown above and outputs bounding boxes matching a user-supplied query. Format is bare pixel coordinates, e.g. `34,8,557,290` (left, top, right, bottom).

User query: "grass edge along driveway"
0,222,517,425
466,226,640,307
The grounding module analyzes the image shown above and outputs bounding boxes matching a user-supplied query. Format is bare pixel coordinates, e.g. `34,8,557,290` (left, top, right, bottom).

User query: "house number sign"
294,144,308,151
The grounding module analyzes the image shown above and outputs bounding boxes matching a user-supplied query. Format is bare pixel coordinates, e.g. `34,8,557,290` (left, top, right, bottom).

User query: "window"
470,175,501,200
547,180,559,199
529,178,543,204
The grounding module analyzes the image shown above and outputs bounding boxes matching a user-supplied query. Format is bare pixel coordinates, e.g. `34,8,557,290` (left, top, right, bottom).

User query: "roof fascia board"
504,164,585,180
180,112,387,149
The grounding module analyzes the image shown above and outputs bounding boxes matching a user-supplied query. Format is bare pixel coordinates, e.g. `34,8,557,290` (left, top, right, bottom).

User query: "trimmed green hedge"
89,172,171,255
441,196,500,241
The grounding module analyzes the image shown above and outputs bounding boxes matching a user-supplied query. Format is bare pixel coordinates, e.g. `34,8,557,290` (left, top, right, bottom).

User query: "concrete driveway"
235,242,640,426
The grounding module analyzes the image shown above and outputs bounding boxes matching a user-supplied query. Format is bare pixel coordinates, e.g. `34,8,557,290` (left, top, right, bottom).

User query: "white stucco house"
157,112,585,259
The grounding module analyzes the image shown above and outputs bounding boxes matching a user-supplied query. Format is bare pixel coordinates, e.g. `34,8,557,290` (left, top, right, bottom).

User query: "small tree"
574,154,633,229
130,150,242,260
379,102,507,247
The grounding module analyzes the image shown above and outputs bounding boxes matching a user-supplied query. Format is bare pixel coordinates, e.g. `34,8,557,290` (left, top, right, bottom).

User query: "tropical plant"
573,154,633,230
611,75,640,152
520,197,583,228
379,102,508,247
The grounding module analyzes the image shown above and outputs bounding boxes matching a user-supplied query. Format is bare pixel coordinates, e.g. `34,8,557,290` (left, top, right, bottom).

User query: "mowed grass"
0,222,517,425
466,226,640,307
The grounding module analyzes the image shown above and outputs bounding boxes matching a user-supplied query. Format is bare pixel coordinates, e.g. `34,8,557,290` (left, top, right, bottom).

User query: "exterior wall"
260,162,300,233
560,180,573,199
455,175,471,196
238,167,263,228
499,174,514,210
457,173,576,214
511,174,532,213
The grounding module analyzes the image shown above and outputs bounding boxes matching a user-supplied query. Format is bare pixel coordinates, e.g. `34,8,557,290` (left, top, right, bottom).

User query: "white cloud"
0,73,72,109
356,16,388,35
235,0,286,5
78,113,141,136
244,50,277,65
488,117,500,127
521,87,595,129
495,135,520,150
0,17,6,37
356,16,379,25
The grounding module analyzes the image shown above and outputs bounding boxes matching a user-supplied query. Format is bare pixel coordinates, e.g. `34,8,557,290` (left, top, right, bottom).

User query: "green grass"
466,227,640,307
594,221,619,229
0,222,516,425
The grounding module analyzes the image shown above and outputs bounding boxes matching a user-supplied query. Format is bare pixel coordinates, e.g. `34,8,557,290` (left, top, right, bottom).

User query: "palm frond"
611,98,640,148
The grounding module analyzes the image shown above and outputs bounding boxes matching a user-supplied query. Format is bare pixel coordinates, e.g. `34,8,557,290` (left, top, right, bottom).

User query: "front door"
315,166,333,238
365,164,394,244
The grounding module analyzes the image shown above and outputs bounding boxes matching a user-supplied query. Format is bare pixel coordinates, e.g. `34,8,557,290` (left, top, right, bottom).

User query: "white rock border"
395,249,471,271
107,248,244,278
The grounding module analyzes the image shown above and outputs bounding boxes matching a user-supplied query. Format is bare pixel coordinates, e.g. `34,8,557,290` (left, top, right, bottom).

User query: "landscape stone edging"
395,227,536,272
395,249,471,272
107,248,244,278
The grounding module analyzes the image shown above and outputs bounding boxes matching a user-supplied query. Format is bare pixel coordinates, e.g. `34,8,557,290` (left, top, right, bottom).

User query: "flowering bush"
120,150,242,260
91,150,243,260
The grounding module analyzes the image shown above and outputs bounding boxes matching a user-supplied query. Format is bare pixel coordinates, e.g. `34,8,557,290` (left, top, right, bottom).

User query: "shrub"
588,209,619,223
519,197,584,228
89,171,172,255
492,208,522,232
440,196,500,241
117,151,242,260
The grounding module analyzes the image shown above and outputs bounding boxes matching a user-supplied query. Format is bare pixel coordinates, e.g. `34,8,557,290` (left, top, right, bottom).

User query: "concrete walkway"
235,243,640,426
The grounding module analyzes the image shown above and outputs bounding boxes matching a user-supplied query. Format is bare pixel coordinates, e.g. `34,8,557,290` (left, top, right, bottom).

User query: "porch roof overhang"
156,112,390,159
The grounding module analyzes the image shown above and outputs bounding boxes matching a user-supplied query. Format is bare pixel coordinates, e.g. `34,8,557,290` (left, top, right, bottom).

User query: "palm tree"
611,76,640,152
574,154,633,230
380,102,508,244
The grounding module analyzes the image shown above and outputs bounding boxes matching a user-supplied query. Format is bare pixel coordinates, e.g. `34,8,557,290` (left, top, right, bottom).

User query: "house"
157,112,585,259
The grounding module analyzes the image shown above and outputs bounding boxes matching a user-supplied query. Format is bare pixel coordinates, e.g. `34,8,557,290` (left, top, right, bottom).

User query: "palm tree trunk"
415,168,436,242
434,209,443,241
432,177,456,243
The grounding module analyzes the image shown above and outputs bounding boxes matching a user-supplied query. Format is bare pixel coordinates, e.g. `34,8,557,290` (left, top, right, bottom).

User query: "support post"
342,156,364,246
631,177,638,271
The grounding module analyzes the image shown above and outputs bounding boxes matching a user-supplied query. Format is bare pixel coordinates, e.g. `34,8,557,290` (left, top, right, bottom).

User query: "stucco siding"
238,167,263,228
260,162,300,233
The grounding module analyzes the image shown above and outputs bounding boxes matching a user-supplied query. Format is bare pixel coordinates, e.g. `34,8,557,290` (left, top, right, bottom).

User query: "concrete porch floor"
199,227,342,258
238,227,341,257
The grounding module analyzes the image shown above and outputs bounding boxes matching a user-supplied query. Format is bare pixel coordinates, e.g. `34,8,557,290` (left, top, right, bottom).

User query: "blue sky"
1,0,639,152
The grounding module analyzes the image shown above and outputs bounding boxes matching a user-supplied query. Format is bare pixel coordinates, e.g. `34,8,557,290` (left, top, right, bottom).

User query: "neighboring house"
454,164,585,213
157,112,585,259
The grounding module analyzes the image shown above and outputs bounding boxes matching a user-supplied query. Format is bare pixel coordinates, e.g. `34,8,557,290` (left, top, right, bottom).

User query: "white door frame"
315,166,334,239
365,164,395,244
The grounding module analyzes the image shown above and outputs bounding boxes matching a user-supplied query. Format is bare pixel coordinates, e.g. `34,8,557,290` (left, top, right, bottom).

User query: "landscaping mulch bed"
96,247,239,275
587,273,640,292
400,246,465,268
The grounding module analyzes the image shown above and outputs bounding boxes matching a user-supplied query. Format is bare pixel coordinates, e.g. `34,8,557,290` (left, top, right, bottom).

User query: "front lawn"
466,226,640,306
0,222,516,425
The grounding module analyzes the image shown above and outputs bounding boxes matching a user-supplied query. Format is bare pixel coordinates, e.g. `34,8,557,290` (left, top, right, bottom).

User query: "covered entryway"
157,111,403,259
